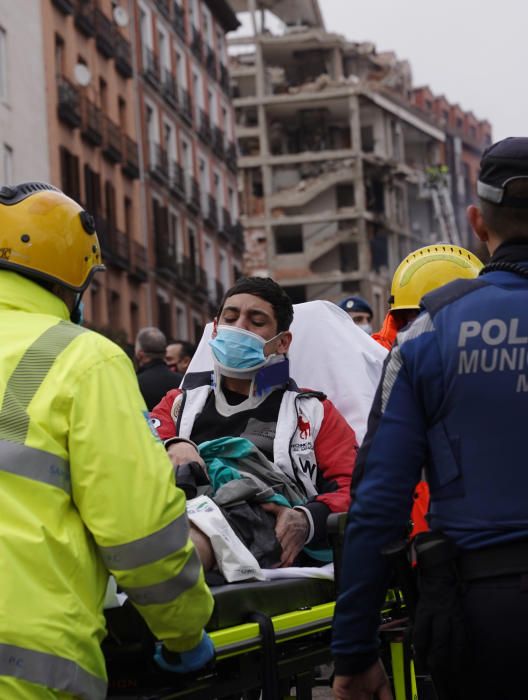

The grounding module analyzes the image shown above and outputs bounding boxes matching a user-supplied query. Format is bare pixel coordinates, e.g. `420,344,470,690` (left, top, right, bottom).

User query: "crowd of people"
0,136,527,699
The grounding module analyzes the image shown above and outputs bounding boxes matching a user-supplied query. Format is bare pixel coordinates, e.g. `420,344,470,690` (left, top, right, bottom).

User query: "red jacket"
152,379,358,546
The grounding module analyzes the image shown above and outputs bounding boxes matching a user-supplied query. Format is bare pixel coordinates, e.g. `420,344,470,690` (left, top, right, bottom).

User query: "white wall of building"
0,0,49,184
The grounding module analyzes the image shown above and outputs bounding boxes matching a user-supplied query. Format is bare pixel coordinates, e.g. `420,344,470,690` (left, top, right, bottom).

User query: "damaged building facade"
228,0,491,324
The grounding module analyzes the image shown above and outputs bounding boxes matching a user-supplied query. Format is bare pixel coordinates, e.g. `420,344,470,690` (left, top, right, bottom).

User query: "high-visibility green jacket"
0,271,213,699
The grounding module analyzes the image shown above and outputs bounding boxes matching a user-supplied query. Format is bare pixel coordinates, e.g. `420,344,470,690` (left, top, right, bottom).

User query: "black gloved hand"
174,461,209,499
412,533,471,676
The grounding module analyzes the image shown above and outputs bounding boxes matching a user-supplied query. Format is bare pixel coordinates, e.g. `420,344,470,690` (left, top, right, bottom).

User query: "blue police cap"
338,295,373,316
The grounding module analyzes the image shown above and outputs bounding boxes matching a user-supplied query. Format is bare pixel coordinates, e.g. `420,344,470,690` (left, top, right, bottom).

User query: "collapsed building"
228,0,490,323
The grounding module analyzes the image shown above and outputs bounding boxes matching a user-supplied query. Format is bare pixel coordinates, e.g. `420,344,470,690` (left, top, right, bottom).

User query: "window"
84,164,101,216
124,196,134,237
53,33,64,83
175,49,186,86
158,26,170,71
99,77,108,113
3,144,13,183
118,96,127,132
60,147,80,201
105,180,117,229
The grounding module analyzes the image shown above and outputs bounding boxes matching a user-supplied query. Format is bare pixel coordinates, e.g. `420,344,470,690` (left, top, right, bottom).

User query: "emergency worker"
332,136,528,700
372,244,483,351
0,183,213,699
338,295,373,333
371,245,483,538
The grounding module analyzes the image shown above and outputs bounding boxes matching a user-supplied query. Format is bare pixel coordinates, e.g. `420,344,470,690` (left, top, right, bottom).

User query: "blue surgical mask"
209,325,282,370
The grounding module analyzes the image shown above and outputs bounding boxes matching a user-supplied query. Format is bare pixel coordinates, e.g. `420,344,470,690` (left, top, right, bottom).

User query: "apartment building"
135,0,241,344
229,0,479,325
0,0,50,184
411,86,492,250
43,0,240,347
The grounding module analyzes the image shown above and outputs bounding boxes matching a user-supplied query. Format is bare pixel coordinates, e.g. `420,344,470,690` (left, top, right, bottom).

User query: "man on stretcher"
151,277,359,572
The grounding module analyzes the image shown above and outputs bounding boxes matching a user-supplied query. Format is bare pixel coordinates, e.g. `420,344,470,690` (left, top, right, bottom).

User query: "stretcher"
103,515,431,700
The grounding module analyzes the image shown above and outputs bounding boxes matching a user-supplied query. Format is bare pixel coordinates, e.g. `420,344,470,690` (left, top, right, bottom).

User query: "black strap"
480,261,528,279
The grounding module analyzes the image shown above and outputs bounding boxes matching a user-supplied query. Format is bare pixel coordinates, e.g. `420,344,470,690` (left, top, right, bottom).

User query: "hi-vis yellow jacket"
0,271,213,699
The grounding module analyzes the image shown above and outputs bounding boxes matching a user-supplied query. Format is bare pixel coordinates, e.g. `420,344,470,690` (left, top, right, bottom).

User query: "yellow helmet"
390,244,483,311
0,182,104,291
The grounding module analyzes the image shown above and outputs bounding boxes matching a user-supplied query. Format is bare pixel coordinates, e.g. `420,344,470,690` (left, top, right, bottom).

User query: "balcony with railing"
102,116,122,163
205,194,218,230
213,126,225,160
178,87,192,125
162,69,178,110
57,77,81,128
96,216,130,270
226,142,237,172
173,2,186,41
74,0,95,36
155,0,171,20
130,240,148,282
95,8,114,58
80,96,102,146
143,47,160,88
122,135,140,179
115,33,132,79
185,175,200,215
220,63,230,96
206,46,217,80
149,143,169,184
170,161,185,199
198,109,212,145
191,26,203,61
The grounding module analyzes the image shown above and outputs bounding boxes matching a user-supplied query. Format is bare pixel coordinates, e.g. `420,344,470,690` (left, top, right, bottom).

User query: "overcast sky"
320,0,526,142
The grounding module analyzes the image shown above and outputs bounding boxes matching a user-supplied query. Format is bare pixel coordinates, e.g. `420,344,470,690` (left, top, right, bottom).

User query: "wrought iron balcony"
162,69,178,110
130,240,148,282
213,126,225,159
172,2,186,41
57,77,81,128
80,96,102,146
143,47,160,88
226,142,237,172
206,46,217,80
149,143,169,183
52,0,74,15
205,194,218,230
155,0,171,20
95,8,114,58
191,27,203,61
198,109,212,144
219,207,231,240
122,135,140,179
220,63,230,96
170,161,185,199
95,216,130,270
74,0,95,36
102,116,122,163
178,88,192,125
186,176,200,214
115,33,132,79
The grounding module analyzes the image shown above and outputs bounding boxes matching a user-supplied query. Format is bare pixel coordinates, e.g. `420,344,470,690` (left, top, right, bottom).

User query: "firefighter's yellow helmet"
0,183,104,291
390,244,483,311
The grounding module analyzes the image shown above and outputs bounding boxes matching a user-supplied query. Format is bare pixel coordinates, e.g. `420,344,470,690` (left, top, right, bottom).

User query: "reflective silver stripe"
0,439,71,493
0,643,106,700
124,549,202,606
0,320,84,443
99,514,190,570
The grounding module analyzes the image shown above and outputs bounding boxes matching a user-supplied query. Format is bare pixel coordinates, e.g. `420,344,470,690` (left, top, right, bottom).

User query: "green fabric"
198,436,291,507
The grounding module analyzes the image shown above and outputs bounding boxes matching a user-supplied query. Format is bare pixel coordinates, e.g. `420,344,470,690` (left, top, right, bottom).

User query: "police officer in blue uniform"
331,137,528,700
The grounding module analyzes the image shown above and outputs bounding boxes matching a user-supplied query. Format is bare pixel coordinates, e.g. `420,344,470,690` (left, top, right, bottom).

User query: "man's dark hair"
480,180,528,239
218,277,294,332
170,340,195,359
